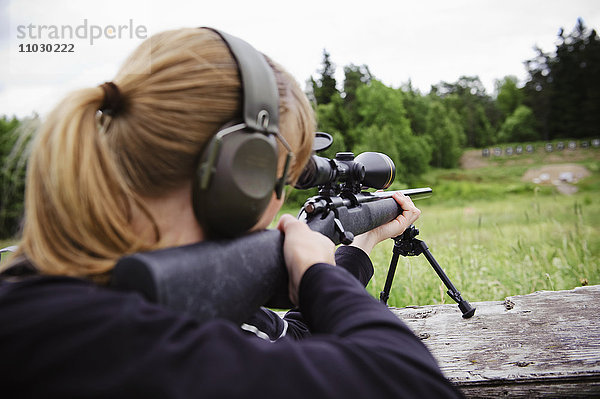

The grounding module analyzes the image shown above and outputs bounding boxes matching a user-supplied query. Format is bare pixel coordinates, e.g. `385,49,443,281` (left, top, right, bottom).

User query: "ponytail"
18,88,157,280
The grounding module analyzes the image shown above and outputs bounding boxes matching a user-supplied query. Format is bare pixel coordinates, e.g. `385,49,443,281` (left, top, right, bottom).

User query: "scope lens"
354,152,396,189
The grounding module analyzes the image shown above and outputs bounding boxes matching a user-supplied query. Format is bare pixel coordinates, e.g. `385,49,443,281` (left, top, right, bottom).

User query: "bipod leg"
379,226,422,305
416,240,476,318
379,240,402,305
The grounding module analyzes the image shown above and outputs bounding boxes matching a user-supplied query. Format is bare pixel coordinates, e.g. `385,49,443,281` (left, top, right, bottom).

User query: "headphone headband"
208,29,279,135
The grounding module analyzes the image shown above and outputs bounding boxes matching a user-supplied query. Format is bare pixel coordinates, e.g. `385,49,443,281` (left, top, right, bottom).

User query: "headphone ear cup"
193,129,278,237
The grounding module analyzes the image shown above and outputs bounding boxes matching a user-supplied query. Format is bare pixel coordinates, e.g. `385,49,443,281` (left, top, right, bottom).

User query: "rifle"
111,145,475,324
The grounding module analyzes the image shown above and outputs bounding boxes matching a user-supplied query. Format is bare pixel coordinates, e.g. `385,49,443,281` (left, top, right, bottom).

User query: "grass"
365,191,599,307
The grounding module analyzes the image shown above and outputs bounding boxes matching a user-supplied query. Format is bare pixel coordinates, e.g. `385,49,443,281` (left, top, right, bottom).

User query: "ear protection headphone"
192,29,293,238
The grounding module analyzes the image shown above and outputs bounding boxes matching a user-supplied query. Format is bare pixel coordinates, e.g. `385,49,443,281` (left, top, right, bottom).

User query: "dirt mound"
522,164,591,194
521,164,591,183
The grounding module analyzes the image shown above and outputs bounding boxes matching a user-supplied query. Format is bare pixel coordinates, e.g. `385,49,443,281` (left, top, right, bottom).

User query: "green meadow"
365,190,599,307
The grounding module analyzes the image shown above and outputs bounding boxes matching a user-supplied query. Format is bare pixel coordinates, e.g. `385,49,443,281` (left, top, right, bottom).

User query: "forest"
309,18,599,177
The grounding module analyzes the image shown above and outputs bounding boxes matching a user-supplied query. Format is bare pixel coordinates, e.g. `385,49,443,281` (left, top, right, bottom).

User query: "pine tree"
312,49,339,105
524,18,600,139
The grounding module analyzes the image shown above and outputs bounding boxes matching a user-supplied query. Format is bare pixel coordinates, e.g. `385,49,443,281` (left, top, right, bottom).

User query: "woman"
0,28,461,398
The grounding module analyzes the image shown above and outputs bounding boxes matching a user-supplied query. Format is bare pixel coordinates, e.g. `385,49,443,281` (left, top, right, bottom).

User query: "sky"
1,0,599,118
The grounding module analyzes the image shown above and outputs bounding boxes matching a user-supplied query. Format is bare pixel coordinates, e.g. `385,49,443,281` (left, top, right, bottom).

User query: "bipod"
379,225,476,318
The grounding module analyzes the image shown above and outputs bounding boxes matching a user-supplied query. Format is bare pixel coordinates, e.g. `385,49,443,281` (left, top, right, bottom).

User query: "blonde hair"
13,28,315,281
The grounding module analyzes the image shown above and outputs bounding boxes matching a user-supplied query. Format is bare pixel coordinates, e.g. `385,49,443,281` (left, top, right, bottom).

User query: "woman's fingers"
350,192,422,255
277,215,335,305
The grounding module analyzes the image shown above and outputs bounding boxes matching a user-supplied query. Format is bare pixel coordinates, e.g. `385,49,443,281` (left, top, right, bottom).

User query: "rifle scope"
294,152,396,191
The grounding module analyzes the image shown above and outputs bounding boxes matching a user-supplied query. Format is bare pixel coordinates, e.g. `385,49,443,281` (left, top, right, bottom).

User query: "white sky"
1,0,599,118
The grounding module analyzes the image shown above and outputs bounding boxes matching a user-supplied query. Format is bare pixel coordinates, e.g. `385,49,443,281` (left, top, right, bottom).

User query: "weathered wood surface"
389,285,600,398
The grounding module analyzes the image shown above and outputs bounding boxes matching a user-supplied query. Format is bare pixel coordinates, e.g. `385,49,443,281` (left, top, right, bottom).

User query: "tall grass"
366,191,599,307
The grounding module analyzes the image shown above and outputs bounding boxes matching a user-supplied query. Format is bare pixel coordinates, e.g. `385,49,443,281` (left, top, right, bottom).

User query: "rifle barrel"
370,187,432,201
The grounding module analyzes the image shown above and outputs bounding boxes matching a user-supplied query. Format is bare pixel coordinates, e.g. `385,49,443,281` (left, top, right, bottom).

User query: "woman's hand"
277,214,336,306
351,192,421,255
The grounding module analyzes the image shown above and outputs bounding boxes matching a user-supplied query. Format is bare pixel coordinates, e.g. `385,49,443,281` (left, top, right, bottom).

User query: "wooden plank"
389,285,600,398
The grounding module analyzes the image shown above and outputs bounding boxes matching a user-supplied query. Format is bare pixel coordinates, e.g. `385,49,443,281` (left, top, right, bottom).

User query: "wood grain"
389,285,600,398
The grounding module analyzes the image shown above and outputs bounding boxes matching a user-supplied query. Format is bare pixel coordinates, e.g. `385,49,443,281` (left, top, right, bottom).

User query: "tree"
523,46,552,140
402,82,429,137
0,115,37,239
424,101,465,168
312,49,338,105
432,76,497,147
342,64,372,126
351,80,431,182
524,18,600,139
314,92,349,153
497,105,538,143
312,61,374,152
495,76,524,119
551,19,600,138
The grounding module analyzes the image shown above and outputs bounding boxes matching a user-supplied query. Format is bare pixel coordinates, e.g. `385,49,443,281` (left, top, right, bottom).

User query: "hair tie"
99,82,123,116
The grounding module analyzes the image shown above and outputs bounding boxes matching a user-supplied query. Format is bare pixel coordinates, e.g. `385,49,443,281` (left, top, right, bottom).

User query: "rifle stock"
111,230,290,325
111,188,432,324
